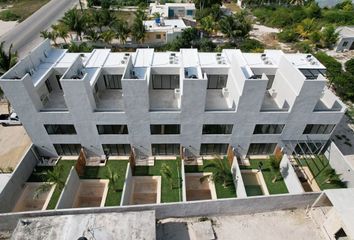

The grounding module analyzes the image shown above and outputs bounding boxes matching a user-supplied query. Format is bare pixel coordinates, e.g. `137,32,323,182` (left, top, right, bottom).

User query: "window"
150,124,180,134
200,144,228,155
97,125,128,134
45,79,52,93
186,10,194,15
202,124,233,134
253,124,285,134
104,75,122,89
247,143,277,155
54,144,81,156
45,124,76,135
303,124,335,134
102,144,131,156
207,75,227,89
152,144,180,155
294,142,324,154
156,34,161,39
299,69,326,80
342,41,348,47
152,75,179,89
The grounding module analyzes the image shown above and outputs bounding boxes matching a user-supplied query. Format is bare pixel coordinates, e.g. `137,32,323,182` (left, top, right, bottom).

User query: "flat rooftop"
157,209,325,240
11,211,156,240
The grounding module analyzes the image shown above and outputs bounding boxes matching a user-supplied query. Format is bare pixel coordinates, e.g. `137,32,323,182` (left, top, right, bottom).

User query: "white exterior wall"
0,41,346,158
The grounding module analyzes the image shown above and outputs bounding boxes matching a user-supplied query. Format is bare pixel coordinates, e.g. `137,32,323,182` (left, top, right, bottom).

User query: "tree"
0,42,17,75
67,42,93,53
160,163,174,189
34,165,65,199
52,23,69,44
320,25,339,49
345,58,354,76
200,15,217,35
60,9,87,41
219,12,252,45
85,29,102,42
101,30,115,45
295,18,317,39
131,8,146,43
278,28,299,43
40,30,59,46
111,19,130,44
193,0,222,9
322,168,345,187
289,0,304,6
200,156,233,188
107,166,121,192
269,155,282,183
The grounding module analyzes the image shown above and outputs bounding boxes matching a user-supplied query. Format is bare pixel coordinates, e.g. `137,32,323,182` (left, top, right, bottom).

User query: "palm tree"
40,30,58,46
295,18,317,39
219,12,252,45
200,15,216,35
100,30,115,45
111,19,130,44
160,163,174,189
132,8,146,44
269,155,282,183
60,9,86,41
52,23,69,44
200,156,233,188
107,166,121,192
322,169,345,187
33,165,65,199
0,42,17,76
320,25,339,49
85,29,102,42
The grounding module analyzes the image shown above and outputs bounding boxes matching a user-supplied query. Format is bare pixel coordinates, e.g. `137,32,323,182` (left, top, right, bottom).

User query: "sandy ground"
0,125,31,171
0,20,18,38
250,24,290,50
326,49,354,66
157,210,325,240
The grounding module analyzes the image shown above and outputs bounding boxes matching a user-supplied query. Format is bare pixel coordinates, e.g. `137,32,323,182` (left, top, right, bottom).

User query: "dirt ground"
0,125,31,171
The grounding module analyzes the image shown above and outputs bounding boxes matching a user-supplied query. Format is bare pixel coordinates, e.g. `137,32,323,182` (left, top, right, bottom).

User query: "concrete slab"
188,220,215,240
11,211,156,240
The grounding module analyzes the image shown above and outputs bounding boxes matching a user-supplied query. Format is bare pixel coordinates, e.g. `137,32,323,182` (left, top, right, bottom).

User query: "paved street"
0,0,78,57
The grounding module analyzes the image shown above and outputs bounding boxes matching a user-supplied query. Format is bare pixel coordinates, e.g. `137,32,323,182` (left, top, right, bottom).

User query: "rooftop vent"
261,53,272,65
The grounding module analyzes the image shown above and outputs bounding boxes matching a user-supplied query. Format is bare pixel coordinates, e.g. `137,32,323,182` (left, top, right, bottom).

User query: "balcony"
149,89,180,111
260,91,289,112
41,90,67,111
95,89,124,112
313,89,344,112
205,89,235,111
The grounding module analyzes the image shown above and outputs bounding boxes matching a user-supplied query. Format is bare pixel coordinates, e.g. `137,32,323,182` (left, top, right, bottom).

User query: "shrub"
345,58,354,76
240,38,264,52
278,28,299,43
0,10,20,21
294,40,313,53
314,52,342,79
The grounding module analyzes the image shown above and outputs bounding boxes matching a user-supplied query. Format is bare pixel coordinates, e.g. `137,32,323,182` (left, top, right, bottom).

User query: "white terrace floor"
157,209,325,240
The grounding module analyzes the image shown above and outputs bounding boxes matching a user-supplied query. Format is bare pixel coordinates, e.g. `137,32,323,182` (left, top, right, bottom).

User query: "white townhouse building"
0,40,346,159
149,2,196,19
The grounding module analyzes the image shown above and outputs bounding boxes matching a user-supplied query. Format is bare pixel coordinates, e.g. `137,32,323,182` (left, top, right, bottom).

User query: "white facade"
335,26,354,52
149,2,196,19
0,40,346,158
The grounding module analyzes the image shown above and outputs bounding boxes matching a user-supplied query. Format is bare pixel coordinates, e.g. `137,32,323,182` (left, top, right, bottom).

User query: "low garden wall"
181,160,187,202
120,163,133,206
56,167,80,209
231,157,247,198
0,192,321,231
0,145,38,213
325,141,354,188
280,155,304,194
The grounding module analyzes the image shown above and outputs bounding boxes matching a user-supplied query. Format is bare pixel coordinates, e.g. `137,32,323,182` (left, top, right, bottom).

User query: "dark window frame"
45,124,77,135
152,144,180,155
152,75,179,90
207,75,227,89
150,124,180,134
303,124,335,134
253,124,285,134
202,124,233,134
200,143,228,155
54,144,81,156
103,75,122,89
247,143,277,155
102,144,131,156
97,125,129,134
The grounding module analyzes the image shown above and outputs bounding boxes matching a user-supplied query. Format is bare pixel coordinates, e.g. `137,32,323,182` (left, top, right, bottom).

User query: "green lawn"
0,0,49,22
28,160,76,209
296,155,346,190
240,159,288,195
134,159,182,203
184,157,237,199
28,159,128,209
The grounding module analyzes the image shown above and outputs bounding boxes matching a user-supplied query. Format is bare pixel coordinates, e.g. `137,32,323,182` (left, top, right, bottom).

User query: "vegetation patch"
185,157,236,199
0,0,49,22
134,159,182,203
296,155,346,190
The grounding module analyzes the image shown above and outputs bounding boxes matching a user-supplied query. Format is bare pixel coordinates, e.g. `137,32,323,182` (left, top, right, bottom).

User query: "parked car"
0,113,21,126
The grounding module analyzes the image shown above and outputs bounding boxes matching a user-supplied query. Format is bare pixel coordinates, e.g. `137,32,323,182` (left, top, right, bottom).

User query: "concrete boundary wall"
231,157,247,198
120,163,133,206
325,141,354,188
181,160,187,202
280,155,304,194
0,145,38,213
56,167,80,209
0,192,320,231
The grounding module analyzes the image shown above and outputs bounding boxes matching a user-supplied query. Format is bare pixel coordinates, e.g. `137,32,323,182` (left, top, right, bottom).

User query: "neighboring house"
335,26,354,52
149,2,196,19
143,19,190,44
0,40,346,159
315,0,354,8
